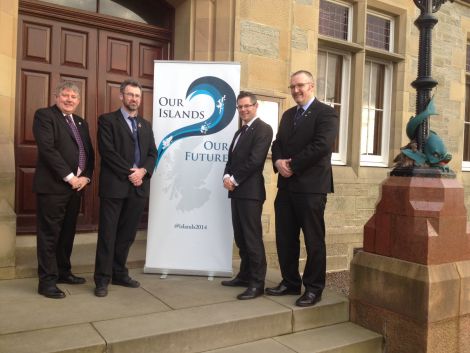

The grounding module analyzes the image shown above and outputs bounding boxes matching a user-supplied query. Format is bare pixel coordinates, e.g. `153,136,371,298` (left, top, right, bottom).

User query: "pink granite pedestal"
350,176,470,353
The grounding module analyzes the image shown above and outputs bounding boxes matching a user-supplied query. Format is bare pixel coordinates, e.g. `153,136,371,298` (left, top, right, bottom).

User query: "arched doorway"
15,0,174,233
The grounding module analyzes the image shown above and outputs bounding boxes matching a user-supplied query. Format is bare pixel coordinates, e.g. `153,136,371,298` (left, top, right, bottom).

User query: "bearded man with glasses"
93,79,157,297
266,70,338,307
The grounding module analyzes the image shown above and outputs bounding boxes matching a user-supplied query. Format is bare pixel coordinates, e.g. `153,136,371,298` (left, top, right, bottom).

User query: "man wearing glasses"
221,91,273,300
266,70,338,307
94,79,157,297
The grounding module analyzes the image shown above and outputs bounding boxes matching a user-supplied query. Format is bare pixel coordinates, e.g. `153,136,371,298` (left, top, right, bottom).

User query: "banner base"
144,266,232,278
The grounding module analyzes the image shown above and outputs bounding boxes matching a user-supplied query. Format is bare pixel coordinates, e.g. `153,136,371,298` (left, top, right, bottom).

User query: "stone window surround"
318,0,405,169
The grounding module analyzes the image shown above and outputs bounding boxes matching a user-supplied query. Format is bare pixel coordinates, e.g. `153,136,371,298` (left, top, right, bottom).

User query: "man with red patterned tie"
33,81,95,299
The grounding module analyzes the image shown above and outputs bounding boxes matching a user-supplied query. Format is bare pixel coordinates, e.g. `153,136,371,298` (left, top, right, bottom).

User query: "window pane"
38,0,97,11
317,52,327,101
319,0,349,40
317,50,344,154
464,80,470,161
467,44,470,73
366,13,391,51
362,61,385,156
99,0,172,28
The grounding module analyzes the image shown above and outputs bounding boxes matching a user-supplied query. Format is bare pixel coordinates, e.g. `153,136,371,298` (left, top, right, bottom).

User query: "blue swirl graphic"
155,76,236,169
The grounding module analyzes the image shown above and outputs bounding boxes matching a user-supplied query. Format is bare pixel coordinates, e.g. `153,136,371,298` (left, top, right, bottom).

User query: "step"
0,271,350,353
204,322,383,353
14,234,146,278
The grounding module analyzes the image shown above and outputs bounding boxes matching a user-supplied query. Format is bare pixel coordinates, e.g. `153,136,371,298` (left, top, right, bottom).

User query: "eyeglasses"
236,104,255,110
288,82,313,90
123,92,141,99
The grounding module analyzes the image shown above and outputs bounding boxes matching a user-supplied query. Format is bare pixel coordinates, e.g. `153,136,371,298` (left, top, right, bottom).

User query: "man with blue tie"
94,79,157,297
33,81,95,299
266,70,338,307
221,91,273,300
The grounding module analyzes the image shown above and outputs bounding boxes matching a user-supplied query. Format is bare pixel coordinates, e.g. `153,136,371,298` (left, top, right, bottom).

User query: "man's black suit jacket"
97,109,157,199
271,99,338,193
224,118,273,201
33,105,94,194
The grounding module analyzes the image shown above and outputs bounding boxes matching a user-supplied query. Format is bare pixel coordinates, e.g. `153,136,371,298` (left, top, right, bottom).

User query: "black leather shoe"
237,287,264,300
94,286,108,297
112,277,140,288
221,277,249,287
295,291,322,307
38,286,66,299
57,274,86,285
265,283,301,296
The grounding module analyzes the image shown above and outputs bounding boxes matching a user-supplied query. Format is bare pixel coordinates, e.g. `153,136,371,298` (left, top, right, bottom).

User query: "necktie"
233,125,249,150
66,115,86,173
128,117,141,167
294,107,305,127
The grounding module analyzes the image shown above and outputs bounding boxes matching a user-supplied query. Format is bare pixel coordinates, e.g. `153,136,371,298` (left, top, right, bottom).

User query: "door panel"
15,15,98,233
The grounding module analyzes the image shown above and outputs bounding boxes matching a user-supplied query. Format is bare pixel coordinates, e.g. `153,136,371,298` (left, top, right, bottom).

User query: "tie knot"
297,107,304,115
240,125,249,134
66,114,73,123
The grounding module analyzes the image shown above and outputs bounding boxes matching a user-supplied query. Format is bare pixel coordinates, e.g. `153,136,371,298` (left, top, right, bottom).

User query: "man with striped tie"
33,81,95,299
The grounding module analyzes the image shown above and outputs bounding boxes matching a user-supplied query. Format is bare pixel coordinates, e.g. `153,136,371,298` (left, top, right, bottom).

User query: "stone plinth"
363,176,470,265
352,175,470,353
350,252,470,353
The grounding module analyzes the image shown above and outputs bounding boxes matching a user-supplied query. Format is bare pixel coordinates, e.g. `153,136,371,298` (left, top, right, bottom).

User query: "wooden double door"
15,6,172,234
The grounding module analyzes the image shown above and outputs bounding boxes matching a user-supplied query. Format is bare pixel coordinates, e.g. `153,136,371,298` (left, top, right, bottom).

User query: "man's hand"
275,159,293,178
223,177,235,191
129,168,146,186
68,176,89,191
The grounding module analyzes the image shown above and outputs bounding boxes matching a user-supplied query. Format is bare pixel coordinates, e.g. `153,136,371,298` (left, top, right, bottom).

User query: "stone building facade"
1,0,470,279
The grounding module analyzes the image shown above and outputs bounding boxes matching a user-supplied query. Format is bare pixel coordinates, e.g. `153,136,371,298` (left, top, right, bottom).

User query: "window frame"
316,47,351,165
366,10,395,53
360,57,393,167
463,74,470,171
319,0,354,42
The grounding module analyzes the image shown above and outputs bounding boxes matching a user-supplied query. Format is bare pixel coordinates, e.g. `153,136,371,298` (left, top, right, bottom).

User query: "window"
317,49,351,165
463,43,470,170
361,59,392,166
38,0,172,28
319,0,352,41
366,12,394,52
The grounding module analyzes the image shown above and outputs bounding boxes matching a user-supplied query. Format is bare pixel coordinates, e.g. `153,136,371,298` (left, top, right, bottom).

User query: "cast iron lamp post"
392,0,454,176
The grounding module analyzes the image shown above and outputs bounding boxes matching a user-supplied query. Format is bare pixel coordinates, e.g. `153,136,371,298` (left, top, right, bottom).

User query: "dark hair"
291,70,314,82
120,79,142,93
237,91,257,104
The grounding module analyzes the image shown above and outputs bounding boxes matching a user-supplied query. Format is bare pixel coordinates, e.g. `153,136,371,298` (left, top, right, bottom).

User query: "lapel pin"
138,123,142,128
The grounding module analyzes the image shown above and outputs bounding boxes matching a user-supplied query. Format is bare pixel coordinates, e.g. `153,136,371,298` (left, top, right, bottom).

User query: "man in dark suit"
33,81,95,299
94,79,157,297
266,70,338,307
221,91,273,300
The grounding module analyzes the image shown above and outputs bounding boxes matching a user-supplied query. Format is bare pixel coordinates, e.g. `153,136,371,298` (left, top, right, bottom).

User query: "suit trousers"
36,192,81,287
274,189,327,295
231,198,266,288
94,194,147,286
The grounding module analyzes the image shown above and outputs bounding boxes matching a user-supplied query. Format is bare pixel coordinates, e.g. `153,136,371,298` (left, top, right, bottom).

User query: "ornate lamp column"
350,1,470,352
392,0,453,176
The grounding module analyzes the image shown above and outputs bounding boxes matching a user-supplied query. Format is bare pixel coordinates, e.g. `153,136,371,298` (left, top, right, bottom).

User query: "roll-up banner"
144,61,240,276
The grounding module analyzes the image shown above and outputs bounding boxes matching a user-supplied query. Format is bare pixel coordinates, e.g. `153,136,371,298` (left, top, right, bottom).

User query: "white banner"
144,61,240,276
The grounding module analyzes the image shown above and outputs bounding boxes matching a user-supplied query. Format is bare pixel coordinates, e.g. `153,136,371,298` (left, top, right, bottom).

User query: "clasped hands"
69,176,89,191
128,168,146,187
275,158,293,178
223,177,235,191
